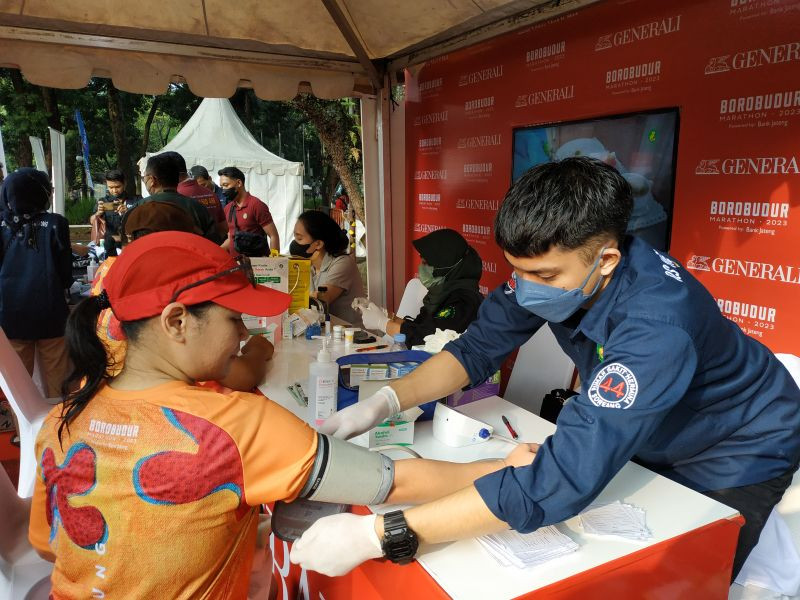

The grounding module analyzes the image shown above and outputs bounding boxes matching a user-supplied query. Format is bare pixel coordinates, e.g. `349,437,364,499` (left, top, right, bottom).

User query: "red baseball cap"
103,231,290,321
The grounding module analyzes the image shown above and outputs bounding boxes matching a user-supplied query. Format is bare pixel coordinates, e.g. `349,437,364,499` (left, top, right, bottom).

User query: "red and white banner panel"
405,0,800,354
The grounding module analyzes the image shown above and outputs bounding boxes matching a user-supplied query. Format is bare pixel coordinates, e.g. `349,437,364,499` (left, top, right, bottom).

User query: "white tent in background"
138,98,303,253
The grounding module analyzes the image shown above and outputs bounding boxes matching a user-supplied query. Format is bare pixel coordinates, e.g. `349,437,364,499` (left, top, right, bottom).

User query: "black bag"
228,206,270,257
540,388,579,425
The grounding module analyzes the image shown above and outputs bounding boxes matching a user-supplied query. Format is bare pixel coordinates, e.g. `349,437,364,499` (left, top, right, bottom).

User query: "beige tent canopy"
0,0,595,99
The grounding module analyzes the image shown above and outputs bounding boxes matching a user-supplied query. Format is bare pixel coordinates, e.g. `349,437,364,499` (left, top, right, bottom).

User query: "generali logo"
595,15,681,51
413,223,444,233
413,111,448,126
482,260,497,273
687,255,800,284
695,156,800,175
456,198,500,211
705,41,800,74
457,134,502,149
515,85,574,108
413,169,447,180
458,65,504,87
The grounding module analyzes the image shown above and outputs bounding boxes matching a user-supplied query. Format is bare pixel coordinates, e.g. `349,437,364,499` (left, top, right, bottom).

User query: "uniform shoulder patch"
436,305,456,319
588,362,638,409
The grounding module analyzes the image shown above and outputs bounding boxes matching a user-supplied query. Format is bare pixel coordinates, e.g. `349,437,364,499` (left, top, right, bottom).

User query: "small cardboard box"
446,370,502,408
349,381,418,448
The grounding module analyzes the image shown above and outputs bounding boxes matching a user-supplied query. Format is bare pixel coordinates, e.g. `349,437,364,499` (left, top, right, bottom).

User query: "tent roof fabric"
0,0,596,99
138,98,303,176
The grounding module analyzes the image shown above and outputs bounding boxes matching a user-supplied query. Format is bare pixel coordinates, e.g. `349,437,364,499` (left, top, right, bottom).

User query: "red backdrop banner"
405,0,800,353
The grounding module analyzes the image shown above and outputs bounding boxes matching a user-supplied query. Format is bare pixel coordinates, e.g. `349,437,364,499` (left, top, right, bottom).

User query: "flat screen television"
512,108,680,251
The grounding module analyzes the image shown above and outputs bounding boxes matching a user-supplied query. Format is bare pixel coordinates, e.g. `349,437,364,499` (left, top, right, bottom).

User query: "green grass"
65,196,97,225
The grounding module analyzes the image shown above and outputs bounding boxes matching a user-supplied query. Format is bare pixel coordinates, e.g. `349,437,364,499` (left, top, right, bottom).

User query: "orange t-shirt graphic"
30,382,317,599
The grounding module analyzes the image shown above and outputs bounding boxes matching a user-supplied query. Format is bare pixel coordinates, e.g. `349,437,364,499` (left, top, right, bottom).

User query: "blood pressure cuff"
298,433,395,505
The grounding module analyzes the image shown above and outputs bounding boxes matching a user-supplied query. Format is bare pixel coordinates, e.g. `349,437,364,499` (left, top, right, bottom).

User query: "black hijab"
412,228,483,314
1,168,52,249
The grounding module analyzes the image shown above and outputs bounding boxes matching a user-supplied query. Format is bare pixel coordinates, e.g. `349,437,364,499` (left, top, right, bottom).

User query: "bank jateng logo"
515,85,574,108
709,200,790,235
687,255,800,284
605,60,661,86
417,193,440,211
695,156,800,175
719,89,800,126
595,15,681,51
418,77,443,95
705,41,800,74
458,65,503,87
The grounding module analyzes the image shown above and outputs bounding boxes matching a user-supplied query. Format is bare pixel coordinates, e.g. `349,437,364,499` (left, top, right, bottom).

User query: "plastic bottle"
390,333,407,351
308,339,339,427
86,257,99,282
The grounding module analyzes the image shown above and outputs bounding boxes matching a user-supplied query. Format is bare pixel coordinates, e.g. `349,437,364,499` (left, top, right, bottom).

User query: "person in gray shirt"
289,210,363,326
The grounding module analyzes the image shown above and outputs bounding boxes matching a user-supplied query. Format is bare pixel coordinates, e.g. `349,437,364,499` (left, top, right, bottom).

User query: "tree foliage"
0,70,362,224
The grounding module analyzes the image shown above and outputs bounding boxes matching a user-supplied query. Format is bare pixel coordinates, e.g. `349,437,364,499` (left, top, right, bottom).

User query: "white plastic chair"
395,277,428,320
0,327,55,498
0,327,54,599
732,353,800,597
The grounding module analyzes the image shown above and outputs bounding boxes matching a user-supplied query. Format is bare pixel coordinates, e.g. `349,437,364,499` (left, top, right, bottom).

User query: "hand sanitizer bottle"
309,339,339,427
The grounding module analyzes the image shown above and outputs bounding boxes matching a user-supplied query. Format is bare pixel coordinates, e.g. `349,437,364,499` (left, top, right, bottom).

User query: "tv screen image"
512,109,680,251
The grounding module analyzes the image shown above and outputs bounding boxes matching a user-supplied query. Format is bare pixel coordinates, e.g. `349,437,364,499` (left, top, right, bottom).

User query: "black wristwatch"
381,510,419,565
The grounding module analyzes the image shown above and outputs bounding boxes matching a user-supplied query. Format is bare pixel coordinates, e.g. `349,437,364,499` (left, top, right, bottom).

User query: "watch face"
382,511,419,564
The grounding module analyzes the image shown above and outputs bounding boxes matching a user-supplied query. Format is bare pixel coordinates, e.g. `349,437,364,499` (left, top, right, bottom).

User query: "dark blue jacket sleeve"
52,215,73,288
474,318,698,532
443,284,545,385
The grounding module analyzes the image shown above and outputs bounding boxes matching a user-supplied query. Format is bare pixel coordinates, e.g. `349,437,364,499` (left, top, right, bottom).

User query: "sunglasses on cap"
168,255,256,304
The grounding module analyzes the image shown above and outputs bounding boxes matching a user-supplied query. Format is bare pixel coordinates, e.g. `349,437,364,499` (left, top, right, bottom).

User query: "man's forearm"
376,485,507,545
387,458,504,505
389,350,470,411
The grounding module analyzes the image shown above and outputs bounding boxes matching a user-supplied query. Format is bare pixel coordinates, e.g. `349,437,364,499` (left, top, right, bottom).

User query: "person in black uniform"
358,228,484,347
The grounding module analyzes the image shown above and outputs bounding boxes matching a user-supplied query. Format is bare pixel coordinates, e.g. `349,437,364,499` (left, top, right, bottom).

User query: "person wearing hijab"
0,168,72,397
358,228,484,347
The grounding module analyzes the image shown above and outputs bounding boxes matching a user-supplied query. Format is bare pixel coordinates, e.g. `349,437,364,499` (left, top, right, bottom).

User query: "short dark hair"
189,165,210,180
145,153,180,188
218,166,245,185
160,151,188,175
494,157,632,261
105,169,125,184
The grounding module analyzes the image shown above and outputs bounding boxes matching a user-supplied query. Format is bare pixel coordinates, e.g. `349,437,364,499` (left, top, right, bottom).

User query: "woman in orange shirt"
31,232,535,599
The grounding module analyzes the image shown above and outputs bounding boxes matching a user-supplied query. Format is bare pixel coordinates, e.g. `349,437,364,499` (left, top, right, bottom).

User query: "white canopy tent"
138,98,303,253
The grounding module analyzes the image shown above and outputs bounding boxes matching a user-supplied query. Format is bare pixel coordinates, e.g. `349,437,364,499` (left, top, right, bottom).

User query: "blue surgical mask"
512,248,606,322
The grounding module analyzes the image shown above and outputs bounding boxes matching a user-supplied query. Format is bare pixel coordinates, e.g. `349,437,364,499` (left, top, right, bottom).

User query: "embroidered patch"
588,363,638,409
504,274,516,295
436,305,455,319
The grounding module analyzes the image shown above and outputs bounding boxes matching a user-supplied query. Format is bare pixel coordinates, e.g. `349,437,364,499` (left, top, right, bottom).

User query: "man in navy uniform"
291,157,800,580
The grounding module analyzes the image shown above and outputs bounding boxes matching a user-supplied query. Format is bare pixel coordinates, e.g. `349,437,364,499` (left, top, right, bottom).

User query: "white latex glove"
318,385,401,439
359,301,389,332
290,513,383,577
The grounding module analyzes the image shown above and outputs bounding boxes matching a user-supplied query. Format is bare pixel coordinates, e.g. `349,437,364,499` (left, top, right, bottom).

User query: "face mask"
513,248,607,323
290,240,314,257
418,263,445,289
222,187,238,202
